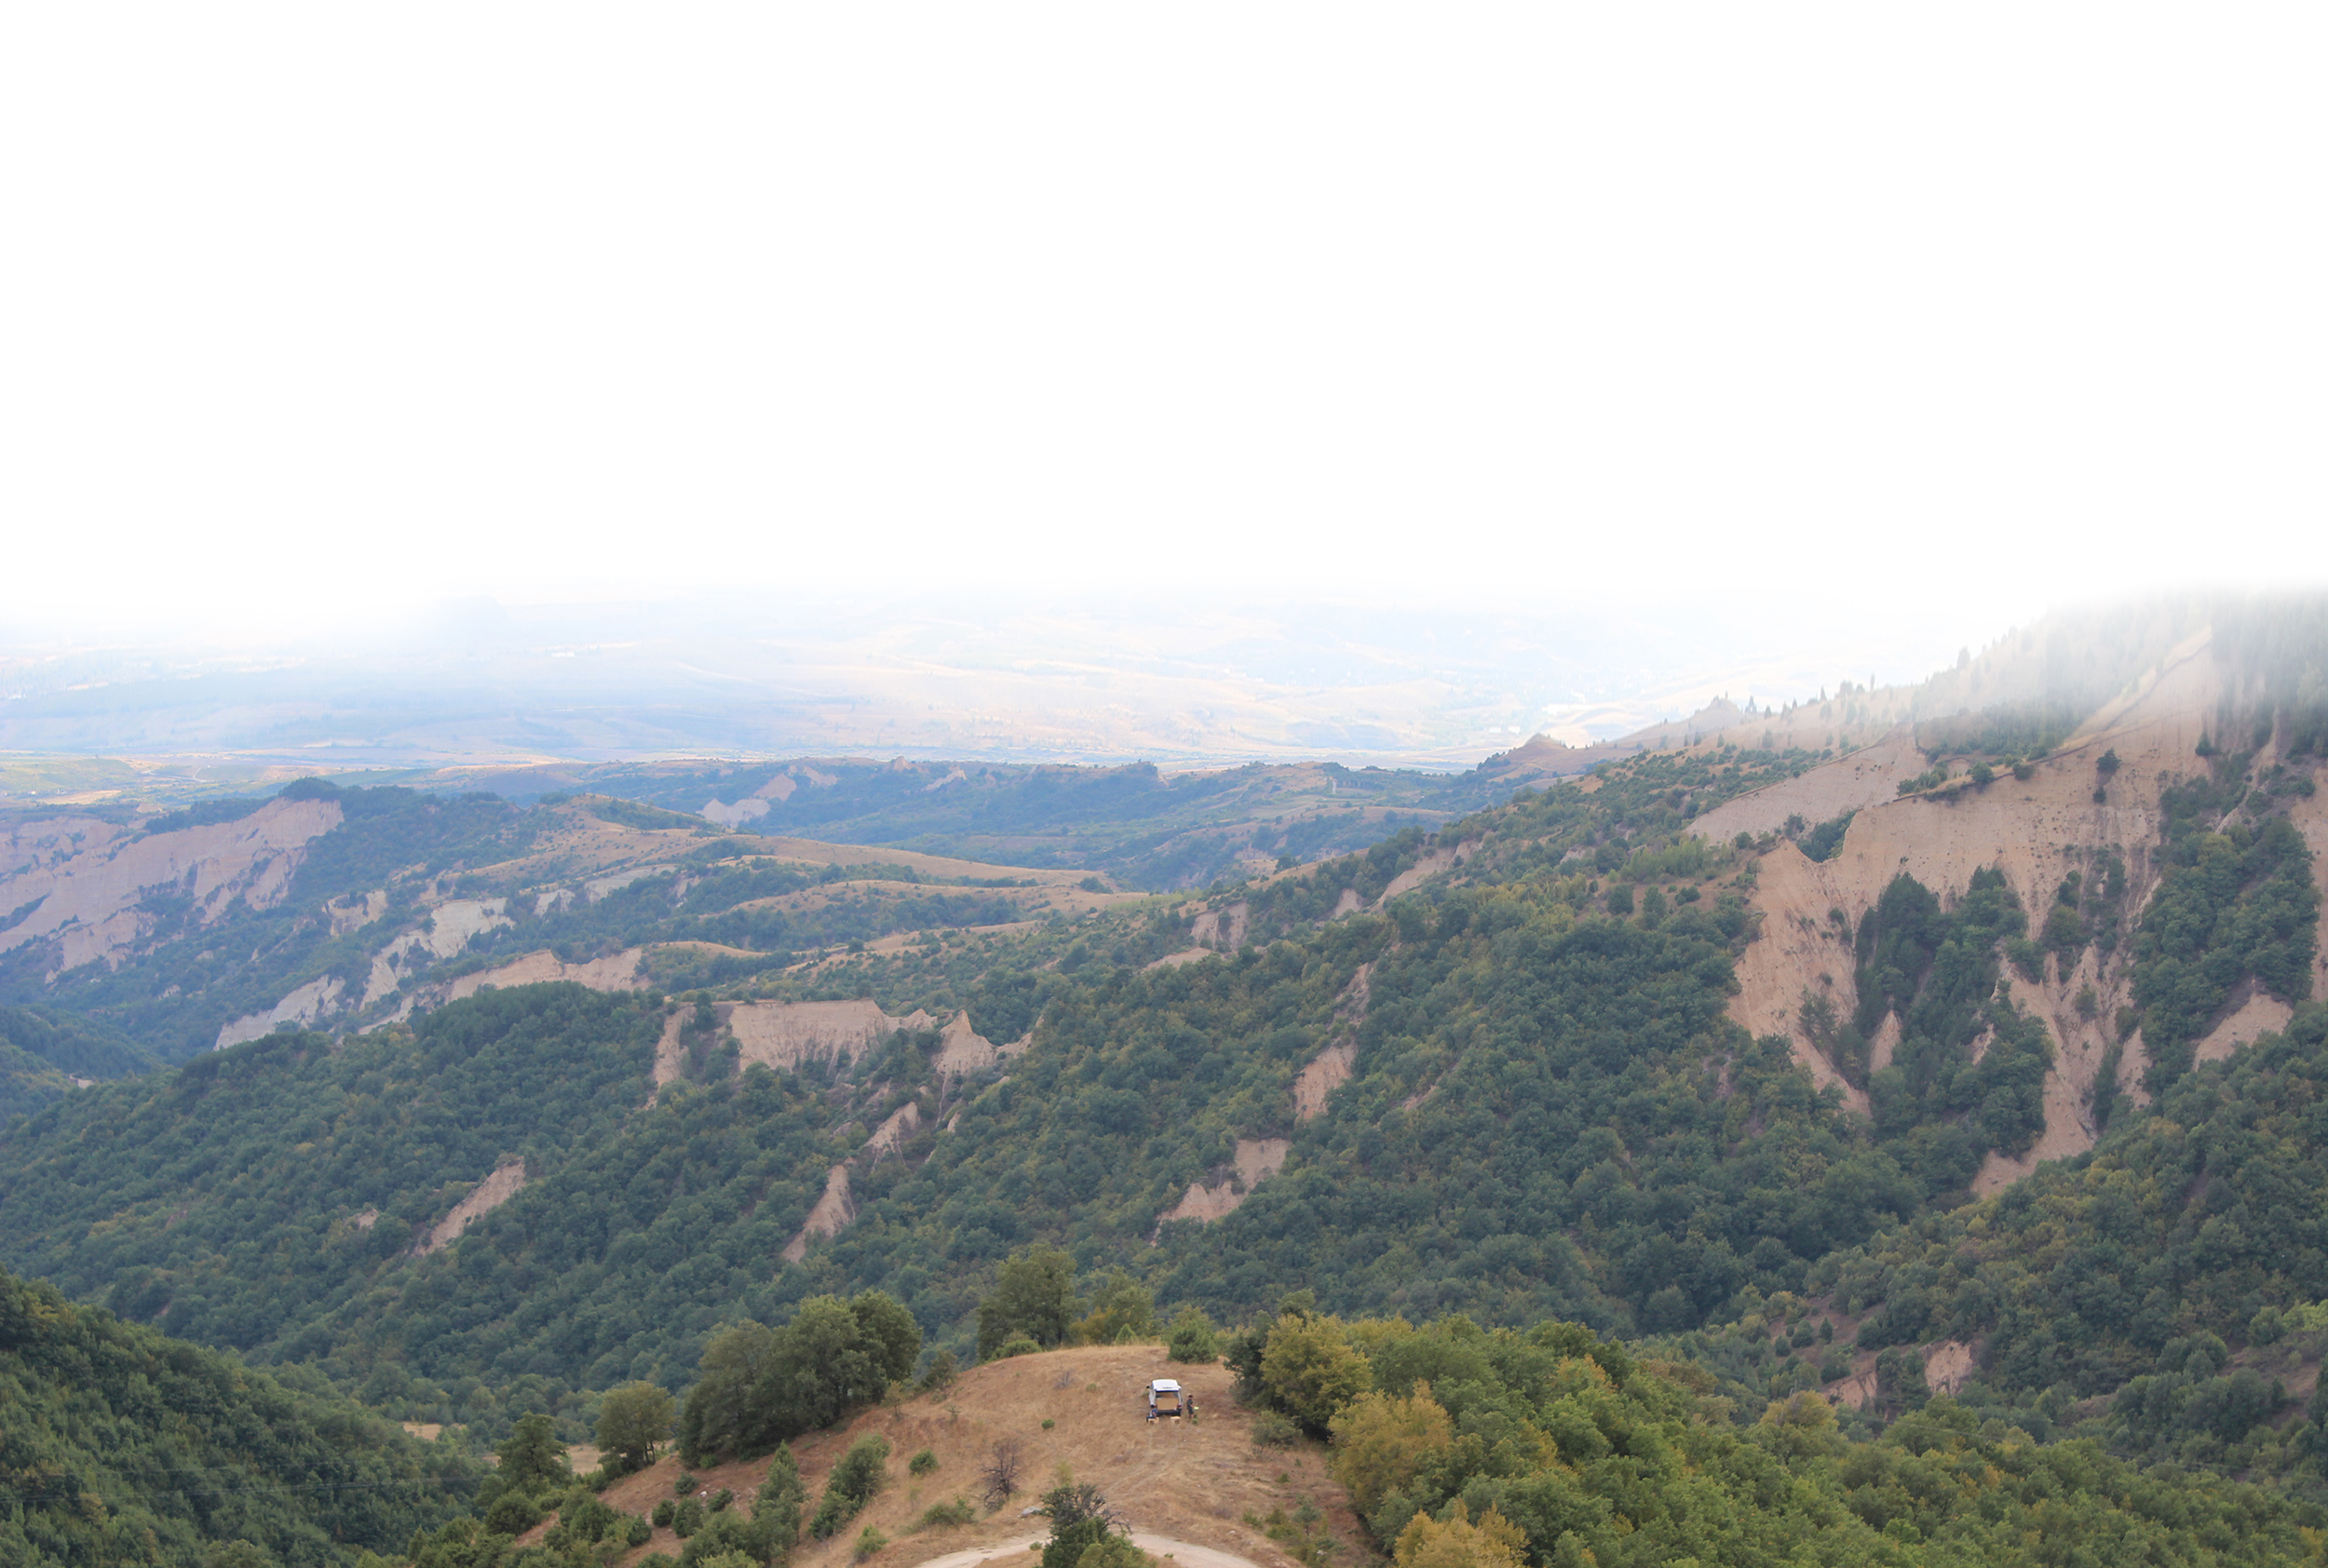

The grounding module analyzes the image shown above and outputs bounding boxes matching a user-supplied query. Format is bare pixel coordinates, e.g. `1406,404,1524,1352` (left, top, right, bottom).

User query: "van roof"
1150,1379,1182,1392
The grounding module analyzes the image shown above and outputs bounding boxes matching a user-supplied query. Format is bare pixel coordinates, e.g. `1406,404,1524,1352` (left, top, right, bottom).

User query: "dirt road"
907,1533,1260,1568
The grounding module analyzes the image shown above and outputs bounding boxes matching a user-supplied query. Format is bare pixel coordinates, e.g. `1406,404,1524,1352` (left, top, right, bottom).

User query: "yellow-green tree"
1261,1313,1369,1434
1330,1383,1454,1513
1393,1501,1528,1568
1076,1267,1157,1345
1754,1391,1843,1460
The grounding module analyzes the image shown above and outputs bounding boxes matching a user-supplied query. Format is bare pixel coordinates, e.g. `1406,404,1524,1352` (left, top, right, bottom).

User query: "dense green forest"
0,1262,474,1566
0,735,2114,1452
0,1004,156,1120
1807,1001,2328,1471
1228,1303,2327,1567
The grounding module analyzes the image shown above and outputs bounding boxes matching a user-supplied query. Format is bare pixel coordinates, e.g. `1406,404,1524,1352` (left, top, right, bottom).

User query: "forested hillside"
1223,1304,2326,1566
0,1004,156,1120
0,726,2125,1444
7,676,2321,1454
0,739,1839,1437
8,596,2328,1568
0,1262,474,1566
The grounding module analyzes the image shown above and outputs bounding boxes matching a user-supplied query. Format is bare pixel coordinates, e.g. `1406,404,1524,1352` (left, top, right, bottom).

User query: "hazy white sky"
3,6,2321,642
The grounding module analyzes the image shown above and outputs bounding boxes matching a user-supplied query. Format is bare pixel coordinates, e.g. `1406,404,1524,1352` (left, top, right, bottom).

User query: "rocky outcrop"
1376,841,1479,905
215,975,346,1050
1153,1139,1291,1234
656,997,939,1088
446,947,646,1002
325,889,388,936
700,797,769,828
416,1160,528,1255
0,797,343,975
930,1010,1028,1078
781,1165,856,1263
1189,901,1250,951
862,1102,924,1162
1293,964,1371,1122
1690,730,1932,844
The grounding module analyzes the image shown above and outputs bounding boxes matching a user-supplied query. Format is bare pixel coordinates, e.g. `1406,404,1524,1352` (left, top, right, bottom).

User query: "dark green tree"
753,1444,806,1554
597,1380,676,1476
977,1243,1078,1358
495,1413,572,1494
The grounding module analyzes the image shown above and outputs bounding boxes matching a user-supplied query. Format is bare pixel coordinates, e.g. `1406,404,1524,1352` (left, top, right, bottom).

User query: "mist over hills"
0,595,1982,777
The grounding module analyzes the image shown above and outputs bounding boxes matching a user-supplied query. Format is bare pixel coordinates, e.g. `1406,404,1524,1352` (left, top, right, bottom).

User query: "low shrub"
1250,1412,1301,1448
809,1434,892,1539
914,1498,979,1531
483,1493,543,1535
1165,1306,1219,1363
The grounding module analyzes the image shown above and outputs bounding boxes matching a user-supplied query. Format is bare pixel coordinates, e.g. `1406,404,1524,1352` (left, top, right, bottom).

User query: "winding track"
906,1533,1261,1568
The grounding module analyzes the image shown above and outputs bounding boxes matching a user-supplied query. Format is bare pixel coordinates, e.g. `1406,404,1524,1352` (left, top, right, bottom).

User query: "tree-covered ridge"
508,754,1500,890
0,742,1833,1437
2132,749,2319,1093
0,1262,475,1567
1804,1003,2328,1472
0,987,661,1363
0,1003,157,1121
0,721,1822,1072
0,779,541,1061
473,856,1035,980
1229,1304,2321,1568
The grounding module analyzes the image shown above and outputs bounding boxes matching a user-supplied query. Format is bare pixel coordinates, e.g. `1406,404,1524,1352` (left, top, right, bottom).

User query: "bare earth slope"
1704,632,2328,1193
0,797,344,974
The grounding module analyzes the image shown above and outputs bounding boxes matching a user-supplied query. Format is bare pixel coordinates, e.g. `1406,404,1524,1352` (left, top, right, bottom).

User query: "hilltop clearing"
425,1311,2328,1568
597,1346,1342,1568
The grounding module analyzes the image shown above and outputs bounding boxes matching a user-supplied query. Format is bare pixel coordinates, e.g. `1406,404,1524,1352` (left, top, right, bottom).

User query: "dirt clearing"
603,1345,1357,1568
